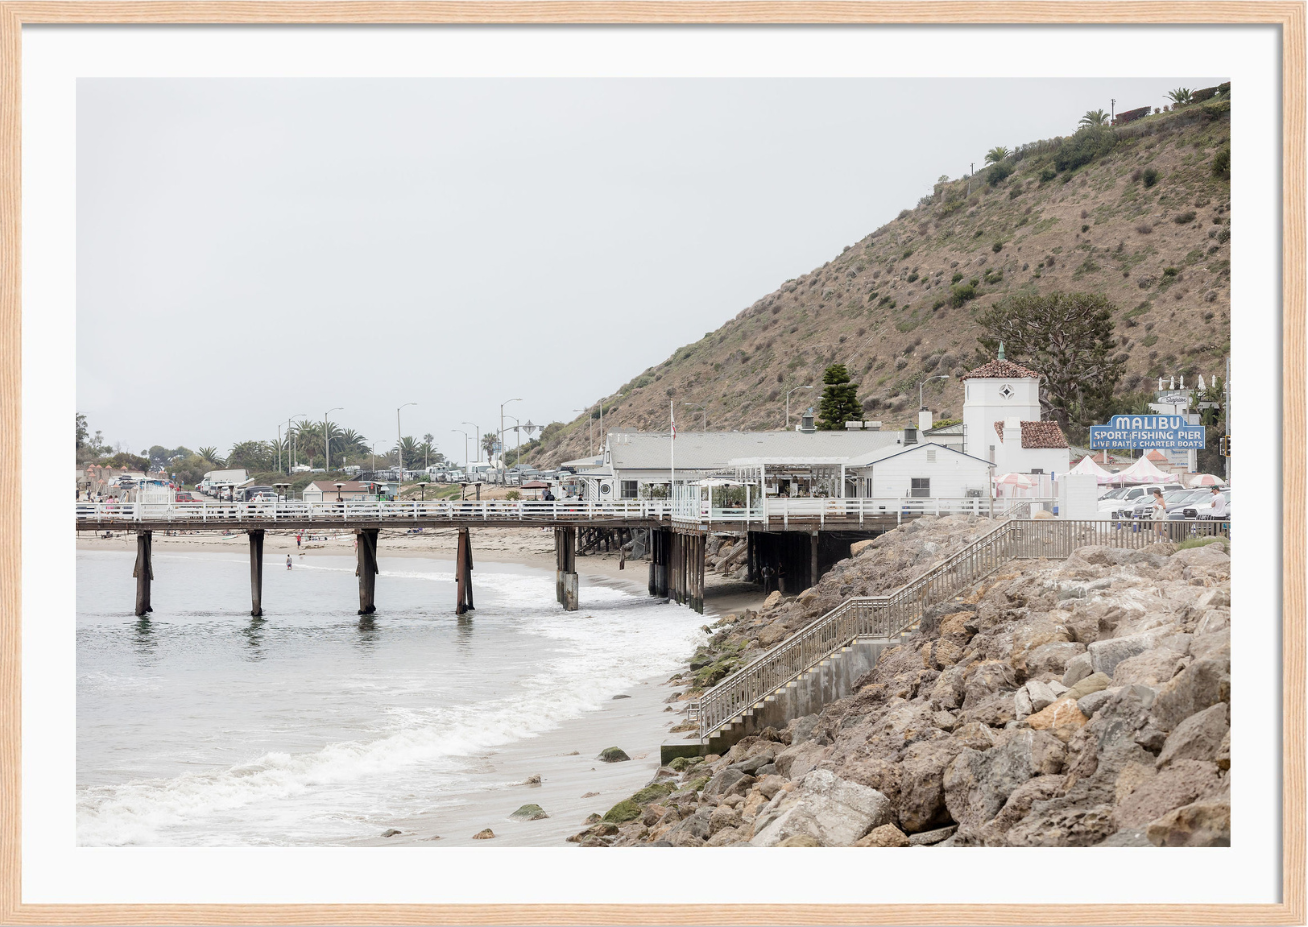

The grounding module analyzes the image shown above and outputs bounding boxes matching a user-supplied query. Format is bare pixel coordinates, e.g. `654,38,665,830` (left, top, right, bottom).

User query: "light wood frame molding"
0,3,1302,924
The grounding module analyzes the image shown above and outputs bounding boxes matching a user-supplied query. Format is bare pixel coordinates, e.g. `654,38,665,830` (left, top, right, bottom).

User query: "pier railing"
77,496,994,528
693,517,1230,738
75,499,672,524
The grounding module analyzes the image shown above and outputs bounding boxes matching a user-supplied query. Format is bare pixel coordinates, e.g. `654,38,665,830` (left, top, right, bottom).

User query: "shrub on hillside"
1212,147,1231,180
1174,211,1197,224
991,241,1003,253
1053,126,1116,173
986,161,1014,186
949,282,977,308
1142,167,1160,187
1038,166,1057,183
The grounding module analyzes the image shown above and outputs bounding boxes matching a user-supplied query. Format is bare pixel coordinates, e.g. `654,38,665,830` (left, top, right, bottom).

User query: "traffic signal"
1219,435,1231,457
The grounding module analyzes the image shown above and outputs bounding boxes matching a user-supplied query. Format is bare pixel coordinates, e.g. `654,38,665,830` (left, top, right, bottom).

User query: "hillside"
529,93,1231,467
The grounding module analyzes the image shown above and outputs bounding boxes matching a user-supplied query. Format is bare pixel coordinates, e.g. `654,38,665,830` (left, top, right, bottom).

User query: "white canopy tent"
1110,454,1173,484
1068,455,1116,484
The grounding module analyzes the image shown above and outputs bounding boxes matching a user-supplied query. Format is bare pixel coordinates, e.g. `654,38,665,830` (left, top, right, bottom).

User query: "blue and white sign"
1088,415,1206,450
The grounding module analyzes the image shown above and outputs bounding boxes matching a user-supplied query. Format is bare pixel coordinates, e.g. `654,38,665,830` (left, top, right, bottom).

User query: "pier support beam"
810,532,820,594
356,528,379,615
248,529,265,617
555,527,577,611
132,530,153,617
456,527,475,615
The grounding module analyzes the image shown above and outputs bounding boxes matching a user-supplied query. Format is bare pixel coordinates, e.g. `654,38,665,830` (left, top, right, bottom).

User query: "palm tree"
1079,109,1109,128
396,436,421,470
481,432,500,464
1167,87,1193,106
984,146,1010,165
421,433,435,469
197,446,223,466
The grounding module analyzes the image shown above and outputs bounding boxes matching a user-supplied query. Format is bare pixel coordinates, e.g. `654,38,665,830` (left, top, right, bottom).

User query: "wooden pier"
80,498,948,618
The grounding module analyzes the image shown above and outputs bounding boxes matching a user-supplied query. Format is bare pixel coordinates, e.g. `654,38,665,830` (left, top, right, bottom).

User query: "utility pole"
500,398,521,483
453,429,469,473
462,421,480,466
283,414,305,476
967,162,974,195
397,402,416,477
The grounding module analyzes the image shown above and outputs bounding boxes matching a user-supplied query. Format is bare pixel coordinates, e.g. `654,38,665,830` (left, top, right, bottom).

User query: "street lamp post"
397,402,417,479
785,385,814,429
324,407,343,472
283,414,306,475
453,429,470,472
500,398,522,484
919,375,951,418
461,421,480,467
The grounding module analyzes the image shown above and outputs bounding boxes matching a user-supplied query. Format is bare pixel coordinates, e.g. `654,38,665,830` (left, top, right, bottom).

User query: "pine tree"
816,364,860,430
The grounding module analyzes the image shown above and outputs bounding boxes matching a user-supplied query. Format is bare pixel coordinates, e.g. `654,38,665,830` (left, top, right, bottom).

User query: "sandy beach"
78,526,766,847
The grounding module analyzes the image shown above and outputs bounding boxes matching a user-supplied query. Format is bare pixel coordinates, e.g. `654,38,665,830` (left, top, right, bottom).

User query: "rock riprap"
592,522,1230,847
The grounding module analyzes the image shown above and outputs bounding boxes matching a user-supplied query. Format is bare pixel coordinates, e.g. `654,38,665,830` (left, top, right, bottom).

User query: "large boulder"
1113,759,1224,830
1025,641,1086,678
963,661,1018,708
896,739,963,833
1025,698,1088,743
1156,702,1229,770
750,769,892,847
1005,802,1117,847
1145,800,1231,846
855,824,910,847
1112,648,1188,687
1062,652,1094,687
1088,632,1163,678
1151,659,1230,732
943,730,1043,829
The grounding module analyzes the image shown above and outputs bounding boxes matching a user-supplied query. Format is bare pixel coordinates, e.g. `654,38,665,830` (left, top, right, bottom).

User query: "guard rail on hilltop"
693,517,1231,739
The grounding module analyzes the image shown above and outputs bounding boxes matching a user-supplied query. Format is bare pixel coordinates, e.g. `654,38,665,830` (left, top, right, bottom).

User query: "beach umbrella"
996,472,1034,487
1188,473,1227,487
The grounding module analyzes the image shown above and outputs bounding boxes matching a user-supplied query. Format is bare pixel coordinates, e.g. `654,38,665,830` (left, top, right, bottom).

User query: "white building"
962,351,1071,476
848,442,994,499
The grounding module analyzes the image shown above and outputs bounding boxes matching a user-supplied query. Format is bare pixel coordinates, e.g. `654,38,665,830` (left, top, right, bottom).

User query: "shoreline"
77,530,766,847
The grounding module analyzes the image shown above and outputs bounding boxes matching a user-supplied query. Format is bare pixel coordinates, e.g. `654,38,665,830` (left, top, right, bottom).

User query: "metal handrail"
693,517,1230,738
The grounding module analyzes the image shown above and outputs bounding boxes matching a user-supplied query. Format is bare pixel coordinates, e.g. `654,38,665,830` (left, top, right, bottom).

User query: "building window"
926,449,937,463
999,384,1014,400
989,444,996,463
910,478,930,498
1030,468,1044,475
621,480,638,499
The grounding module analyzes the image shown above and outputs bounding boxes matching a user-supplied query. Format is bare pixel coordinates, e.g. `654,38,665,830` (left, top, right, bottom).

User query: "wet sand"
77,527,765,847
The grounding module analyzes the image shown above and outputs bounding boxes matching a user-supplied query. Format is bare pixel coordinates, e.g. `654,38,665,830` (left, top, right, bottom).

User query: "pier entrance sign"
1088,415,1206,450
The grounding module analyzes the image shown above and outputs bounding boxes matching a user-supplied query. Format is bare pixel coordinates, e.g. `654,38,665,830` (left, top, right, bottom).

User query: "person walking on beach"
296,533,301,548
1149,487,1167,540
286,555,293,570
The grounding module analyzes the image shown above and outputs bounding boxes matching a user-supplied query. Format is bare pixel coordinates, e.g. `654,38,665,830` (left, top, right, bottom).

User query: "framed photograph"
2,2,1303,924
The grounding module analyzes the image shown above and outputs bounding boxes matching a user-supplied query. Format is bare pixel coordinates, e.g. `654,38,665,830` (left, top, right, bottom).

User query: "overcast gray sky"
77,77,1220,460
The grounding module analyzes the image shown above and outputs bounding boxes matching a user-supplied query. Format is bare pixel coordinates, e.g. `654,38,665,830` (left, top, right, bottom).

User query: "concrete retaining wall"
661,634,907,763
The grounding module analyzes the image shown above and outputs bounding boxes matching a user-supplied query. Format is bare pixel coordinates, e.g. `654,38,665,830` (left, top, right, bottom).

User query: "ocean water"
76,549,705,846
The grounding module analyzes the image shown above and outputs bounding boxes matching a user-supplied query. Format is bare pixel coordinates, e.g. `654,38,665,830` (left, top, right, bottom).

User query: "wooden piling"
455,527,475,615
356,528,379,615
132,530,153,617
810,532,820,592
248,529,265,617
555,526,577,611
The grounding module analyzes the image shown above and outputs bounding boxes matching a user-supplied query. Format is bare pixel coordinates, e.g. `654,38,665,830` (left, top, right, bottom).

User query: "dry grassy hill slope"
532,96,1231,467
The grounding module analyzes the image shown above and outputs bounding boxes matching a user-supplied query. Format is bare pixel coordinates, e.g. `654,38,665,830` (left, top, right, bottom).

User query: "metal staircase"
692,517,1229,740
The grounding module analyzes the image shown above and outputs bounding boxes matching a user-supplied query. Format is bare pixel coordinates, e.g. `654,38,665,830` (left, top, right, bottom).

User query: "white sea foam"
76,553,704,846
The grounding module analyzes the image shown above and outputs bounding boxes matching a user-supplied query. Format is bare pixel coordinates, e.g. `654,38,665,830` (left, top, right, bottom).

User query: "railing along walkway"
694,517,1231,738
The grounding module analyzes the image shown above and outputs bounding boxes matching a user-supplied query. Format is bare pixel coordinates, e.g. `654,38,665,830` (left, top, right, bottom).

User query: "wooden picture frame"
1,2,1303,923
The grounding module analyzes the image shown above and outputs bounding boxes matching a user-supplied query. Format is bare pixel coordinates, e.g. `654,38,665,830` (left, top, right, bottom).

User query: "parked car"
1168,487,1232,520
1112,488,1206,520
1098,483,1186,513
174,491,200,503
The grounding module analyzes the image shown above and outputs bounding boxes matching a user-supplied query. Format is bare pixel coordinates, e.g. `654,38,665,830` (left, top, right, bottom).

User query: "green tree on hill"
985,146,1010,165
816,364,860,431
197,446,223,466
975,292,1125,438
1167,87,1193,106
1079,108,1110,128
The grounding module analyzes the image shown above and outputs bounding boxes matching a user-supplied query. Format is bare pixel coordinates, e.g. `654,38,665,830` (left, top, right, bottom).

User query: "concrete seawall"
662,633,909,763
